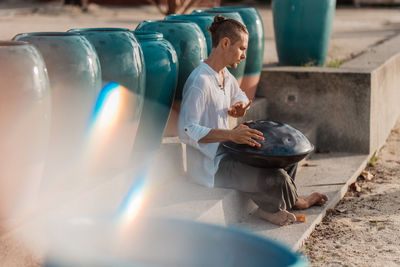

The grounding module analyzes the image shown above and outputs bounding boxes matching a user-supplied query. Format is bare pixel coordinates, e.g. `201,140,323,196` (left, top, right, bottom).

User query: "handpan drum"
222,120,314,168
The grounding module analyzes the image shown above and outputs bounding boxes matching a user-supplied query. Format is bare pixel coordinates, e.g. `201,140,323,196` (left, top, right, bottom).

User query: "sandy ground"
1,2,400,65
301,121,400,266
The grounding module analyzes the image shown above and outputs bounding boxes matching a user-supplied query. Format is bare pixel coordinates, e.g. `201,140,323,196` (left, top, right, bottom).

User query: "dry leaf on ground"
350,182,362,192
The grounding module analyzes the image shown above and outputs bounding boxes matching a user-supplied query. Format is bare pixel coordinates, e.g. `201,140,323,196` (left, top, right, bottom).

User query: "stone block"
257,34,400,155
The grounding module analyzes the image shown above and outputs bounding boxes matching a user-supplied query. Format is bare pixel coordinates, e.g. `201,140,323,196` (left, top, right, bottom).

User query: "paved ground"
1,2,400,65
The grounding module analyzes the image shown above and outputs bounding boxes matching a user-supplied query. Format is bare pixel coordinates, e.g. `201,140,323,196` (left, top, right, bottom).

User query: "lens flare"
83,81,150,226
115,166,149,230
83,82,140,179
87,82,123,152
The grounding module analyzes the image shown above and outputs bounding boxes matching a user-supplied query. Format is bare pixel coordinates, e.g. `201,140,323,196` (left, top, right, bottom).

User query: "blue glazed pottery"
67,28,146,173
136,21,207,136
13,32,102,188
136,20,207,100
43,217,308,266
165,14,214,56
68,28,145,102
0,41,51,222
191,10,247,85
211,6,265,99
132,31,178,156
272,0,336,66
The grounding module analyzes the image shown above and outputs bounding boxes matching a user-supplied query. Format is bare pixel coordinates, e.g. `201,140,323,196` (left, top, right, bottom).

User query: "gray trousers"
214,152,298,213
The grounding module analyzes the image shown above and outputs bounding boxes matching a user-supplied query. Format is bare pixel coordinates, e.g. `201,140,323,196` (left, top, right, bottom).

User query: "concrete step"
134,152,369,251
128,152,368,251
143,175,257,226
225,152,369,250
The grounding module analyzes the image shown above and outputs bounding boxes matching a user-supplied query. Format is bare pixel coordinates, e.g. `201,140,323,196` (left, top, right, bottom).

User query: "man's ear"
220,37,231,49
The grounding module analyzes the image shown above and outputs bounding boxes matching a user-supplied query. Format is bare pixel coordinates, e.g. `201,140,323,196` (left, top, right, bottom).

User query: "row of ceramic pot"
136,6,265,135
0,29,175,222
0,6,265,222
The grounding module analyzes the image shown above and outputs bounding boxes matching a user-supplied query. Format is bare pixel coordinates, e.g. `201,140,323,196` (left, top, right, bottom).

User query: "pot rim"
0,40,31,47
193,9,241,14
69,27,130,32
212,6,256,11
132,31,163,40
140,19,196,25
14,32,81,39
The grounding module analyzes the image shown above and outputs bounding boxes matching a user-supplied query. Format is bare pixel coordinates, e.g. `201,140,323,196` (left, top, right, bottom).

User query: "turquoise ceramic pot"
190,10,247,84
132,31,178,156
13,32,102,187
0,41,51,221
69,28,145,114
43,217,308,266
136,20,207,100
212,6,265,77
272,0,336,66
68,28,146,173
165,14,214,56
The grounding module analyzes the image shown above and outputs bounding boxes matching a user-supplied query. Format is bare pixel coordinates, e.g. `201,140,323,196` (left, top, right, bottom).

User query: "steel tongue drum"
222,120,314,168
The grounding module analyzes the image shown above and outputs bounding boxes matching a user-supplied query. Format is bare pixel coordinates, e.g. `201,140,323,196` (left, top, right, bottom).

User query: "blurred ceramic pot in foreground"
222,120,314,168
41,217,308,266
0,41,51,223
13,32,102,190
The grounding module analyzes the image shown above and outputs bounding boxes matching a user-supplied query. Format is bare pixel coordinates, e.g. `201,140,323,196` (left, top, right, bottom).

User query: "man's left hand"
228,100,252,118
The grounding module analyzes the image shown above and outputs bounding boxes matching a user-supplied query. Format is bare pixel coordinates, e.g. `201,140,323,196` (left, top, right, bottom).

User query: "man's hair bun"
207,14,248,48
208,15,228,34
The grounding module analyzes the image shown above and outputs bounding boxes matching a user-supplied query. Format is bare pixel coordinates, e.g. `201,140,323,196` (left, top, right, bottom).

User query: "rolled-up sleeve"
178,86,211,149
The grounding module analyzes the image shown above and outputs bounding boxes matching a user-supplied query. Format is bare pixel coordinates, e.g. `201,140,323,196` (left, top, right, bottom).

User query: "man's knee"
257,168,290,190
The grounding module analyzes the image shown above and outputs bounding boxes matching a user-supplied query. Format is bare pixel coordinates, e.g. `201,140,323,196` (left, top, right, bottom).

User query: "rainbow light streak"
85,81,150,228
86,82,123,149
115,165,149,230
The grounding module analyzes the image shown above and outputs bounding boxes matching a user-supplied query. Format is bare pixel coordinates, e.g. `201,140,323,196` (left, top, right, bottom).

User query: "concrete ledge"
257,34,400,155
234,152,369,250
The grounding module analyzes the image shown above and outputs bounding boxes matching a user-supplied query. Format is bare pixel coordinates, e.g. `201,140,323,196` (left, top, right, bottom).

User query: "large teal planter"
211,6,265,99
68,28,146,174
44,217,308,266
132,31,178,156
272,0,336,66
212,6,264,77
13,32,102,189
0,41,51,221
136,20,207,100
69,28,145,101
190,10,247,85
165,14,214,56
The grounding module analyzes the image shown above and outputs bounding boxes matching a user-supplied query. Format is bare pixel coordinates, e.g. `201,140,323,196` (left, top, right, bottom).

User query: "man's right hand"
230,124,264,148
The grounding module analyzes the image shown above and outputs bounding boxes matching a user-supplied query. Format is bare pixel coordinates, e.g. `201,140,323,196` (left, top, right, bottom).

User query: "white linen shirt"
178,62,249,187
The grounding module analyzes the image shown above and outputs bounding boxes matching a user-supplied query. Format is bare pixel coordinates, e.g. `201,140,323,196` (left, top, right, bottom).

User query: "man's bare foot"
294,192,328,209
257,209,297,226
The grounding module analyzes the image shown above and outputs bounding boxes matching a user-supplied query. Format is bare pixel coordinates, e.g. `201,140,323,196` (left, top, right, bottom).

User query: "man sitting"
178,15,328,226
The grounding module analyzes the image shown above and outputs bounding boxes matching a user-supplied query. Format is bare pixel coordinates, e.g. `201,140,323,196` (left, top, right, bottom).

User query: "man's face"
227,32,248,69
